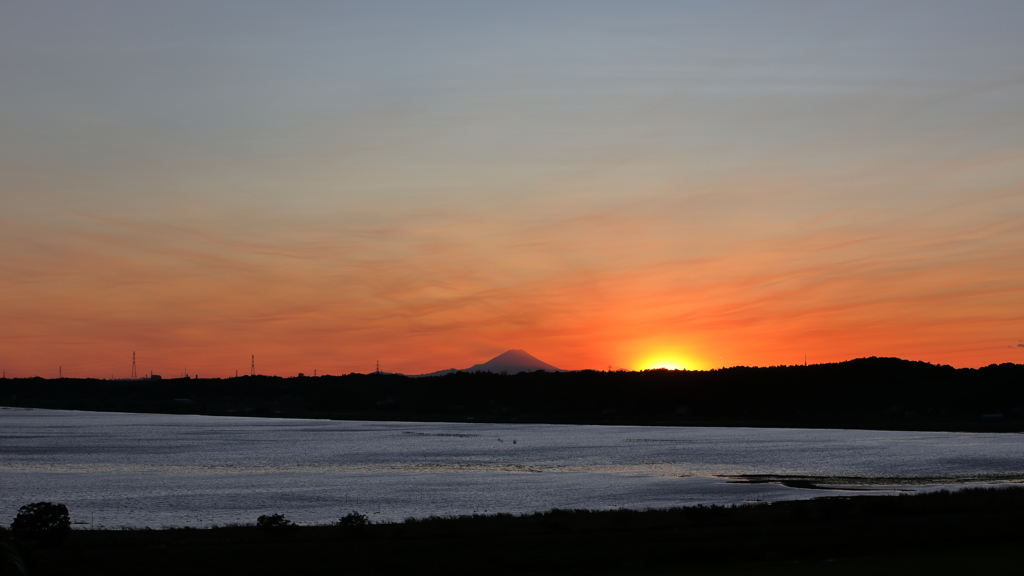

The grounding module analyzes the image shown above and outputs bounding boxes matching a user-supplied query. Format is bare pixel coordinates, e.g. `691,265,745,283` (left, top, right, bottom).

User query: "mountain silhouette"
414,350,563,377
465,350,563,373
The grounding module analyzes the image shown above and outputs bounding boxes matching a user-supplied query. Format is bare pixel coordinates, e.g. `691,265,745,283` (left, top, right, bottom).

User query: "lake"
2,407,1022,528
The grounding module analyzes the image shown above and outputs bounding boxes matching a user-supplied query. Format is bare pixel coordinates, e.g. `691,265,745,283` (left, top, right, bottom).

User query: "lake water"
2,408,1022,528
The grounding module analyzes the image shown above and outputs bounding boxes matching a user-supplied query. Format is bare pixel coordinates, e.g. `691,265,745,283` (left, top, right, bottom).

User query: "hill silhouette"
2,357,1023,432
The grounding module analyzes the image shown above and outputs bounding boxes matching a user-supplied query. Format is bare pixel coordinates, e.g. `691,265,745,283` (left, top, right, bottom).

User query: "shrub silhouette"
256,514,293,529
0,541,28,576
338,511,370,527
10,502,71,543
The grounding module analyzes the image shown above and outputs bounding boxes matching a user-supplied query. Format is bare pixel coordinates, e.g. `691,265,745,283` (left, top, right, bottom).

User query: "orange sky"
2,3,1023,377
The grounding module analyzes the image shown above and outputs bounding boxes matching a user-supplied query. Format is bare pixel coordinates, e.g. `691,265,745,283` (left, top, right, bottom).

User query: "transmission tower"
376,360,380,374
131,352,137,379
251,355,255,376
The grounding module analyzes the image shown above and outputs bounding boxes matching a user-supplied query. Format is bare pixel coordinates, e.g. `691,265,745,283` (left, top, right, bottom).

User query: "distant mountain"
465,349,564,373
413,349,564,377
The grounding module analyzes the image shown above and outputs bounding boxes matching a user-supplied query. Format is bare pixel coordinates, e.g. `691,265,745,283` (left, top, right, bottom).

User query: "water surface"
2,408,1021,527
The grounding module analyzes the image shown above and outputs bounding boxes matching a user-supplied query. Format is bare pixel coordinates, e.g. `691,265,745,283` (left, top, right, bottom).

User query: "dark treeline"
2,357,1023,431
6,487,1024,575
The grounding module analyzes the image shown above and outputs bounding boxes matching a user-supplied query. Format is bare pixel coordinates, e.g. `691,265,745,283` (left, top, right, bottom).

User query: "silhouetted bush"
338,511,370,527
10,502,71,543
0,541,28,576
256,514,293,530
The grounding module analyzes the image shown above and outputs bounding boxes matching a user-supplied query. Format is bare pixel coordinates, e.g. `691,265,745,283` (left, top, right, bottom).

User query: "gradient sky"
2,1,1023,377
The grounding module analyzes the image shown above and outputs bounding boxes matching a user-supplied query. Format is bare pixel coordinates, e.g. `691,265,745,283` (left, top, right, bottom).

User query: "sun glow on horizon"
643,361,686,370
633,351,703,372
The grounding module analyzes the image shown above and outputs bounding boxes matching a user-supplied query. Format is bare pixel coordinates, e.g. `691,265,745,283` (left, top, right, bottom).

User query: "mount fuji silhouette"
413,350,564,377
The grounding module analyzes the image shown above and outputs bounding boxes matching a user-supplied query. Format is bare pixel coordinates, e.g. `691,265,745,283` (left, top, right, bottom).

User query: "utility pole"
251,355,255,376
376,360,380,374
59,366,62,378
131,352,137,379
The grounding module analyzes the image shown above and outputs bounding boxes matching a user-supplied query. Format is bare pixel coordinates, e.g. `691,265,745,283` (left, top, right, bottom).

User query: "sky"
2,1,1023,377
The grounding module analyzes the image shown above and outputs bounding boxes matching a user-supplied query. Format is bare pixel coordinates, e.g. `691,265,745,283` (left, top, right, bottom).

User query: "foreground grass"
7,486,1024,575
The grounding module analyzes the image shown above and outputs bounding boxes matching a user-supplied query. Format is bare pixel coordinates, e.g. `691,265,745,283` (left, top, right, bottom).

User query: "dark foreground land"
5,487,1023,575
3,357,1023,432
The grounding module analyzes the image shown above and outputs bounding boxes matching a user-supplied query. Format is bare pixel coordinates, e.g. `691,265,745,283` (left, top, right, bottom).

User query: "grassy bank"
7,486,1023,575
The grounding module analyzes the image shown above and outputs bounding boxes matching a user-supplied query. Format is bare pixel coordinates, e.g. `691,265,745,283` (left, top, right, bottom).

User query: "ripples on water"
1,408,1022,527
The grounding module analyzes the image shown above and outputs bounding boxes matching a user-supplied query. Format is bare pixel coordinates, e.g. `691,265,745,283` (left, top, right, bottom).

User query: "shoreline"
7,486,1023,575
4,402,1023,434
4,358,1023,434
6,402,1024,433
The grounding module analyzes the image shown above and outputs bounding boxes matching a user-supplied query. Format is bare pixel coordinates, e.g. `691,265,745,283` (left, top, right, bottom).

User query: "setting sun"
643,360,685,370
634,353,699,371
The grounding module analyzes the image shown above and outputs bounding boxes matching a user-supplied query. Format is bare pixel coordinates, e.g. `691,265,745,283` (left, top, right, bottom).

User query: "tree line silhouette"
2,357,1022,431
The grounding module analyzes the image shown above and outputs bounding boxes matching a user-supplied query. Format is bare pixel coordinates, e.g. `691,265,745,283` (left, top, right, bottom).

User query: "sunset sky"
2,2,1023,377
